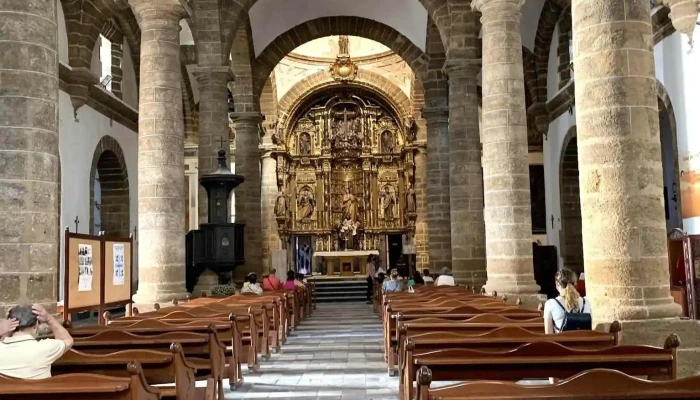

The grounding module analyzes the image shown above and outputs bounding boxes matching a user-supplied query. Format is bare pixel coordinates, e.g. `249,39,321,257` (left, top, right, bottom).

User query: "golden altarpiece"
271,87,419,260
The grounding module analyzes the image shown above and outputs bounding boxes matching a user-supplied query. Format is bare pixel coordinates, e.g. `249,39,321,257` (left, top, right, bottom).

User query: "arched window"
89,136,130,237
99,34,113,92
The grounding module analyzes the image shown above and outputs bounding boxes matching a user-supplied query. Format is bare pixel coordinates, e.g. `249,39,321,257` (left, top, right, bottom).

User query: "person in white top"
240,273,263,295
435,267,455,286
543,268,592,334
0,304,74,379
421,269,434,284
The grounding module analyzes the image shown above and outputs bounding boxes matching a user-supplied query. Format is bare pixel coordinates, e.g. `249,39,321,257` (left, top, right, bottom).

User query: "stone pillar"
472,0,540,298
261,151,279,274
111,38,124,99
414,147,430,270
421,107,452,272
572,0,681,322
130,0,188,304
444,61,487,286
192,67,232,223
232,112,263,278
0,0,59,316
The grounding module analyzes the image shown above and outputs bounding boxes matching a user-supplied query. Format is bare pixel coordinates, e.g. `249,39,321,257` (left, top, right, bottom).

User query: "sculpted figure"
406,185,416,213
381,185,396,220
381,130,394,153
299,132,311,155
297,188,316,220
274,191,288,217
341,187,358,222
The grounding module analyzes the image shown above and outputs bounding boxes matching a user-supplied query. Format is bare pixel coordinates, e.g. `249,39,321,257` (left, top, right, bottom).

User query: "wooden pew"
384,305,541,372
400,324,621,399
70,318,243,390
0,362,162,400
72,328,227,400
416,368,700,400
403,335,680,400
53,345,200,400
110,307,263,371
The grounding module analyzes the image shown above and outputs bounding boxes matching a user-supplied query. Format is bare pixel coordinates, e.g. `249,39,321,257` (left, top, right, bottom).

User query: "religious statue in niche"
297,187,316,221
380,185,397,220
404,116,417,142
406,184,416,214
274,191,289,218
341,187,359,223
298,132,312,155
381,130,394,153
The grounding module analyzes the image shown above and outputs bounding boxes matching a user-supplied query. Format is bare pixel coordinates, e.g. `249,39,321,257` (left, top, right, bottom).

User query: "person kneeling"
0,304,73,379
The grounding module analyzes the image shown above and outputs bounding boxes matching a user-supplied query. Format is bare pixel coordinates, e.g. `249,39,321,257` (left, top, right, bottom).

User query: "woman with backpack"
543,268,592,334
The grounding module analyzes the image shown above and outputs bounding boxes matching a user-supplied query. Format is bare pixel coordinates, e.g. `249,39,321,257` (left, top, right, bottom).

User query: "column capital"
442,59,481,79
471,0,525,13
129,0,185,26
231,111,263,124
420,106,449,122
191,66,234,85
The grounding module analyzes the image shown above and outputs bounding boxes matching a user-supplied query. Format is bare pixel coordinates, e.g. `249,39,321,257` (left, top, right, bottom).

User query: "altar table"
313,250,380,276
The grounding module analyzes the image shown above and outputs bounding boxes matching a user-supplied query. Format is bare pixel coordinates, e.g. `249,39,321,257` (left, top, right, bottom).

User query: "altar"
314,250,379,276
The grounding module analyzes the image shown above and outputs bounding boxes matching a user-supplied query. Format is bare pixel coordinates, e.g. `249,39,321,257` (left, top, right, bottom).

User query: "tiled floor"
225,302,398,399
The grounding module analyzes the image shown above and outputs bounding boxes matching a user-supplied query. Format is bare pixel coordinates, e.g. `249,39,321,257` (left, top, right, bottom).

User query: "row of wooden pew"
0,284,315,400
376,284,699,400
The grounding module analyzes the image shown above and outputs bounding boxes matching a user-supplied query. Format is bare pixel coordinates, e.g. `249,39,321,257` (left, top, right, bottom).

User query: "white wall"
57,0,69,64
655,29,700,234
58,91,139,300
249,0,428,56
521,0,546,51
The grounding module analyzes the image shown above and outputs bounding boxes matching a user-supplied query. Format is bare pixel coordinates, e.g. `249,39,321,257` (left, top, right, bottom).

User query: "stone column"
130,0,188,304
111,38,124,99
0,0,59,316
261,150,279,274
232,112,263,278
414,147,430,270
421,107,452,272
572,0,681,322
191,66,232,223
472,0,540,298
444,61,487,286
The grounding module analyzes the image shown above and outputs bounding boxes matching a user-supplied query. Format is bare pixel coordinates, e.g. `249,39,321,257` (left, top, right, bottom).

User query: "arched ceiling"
249,0,428,57
292,36,391,60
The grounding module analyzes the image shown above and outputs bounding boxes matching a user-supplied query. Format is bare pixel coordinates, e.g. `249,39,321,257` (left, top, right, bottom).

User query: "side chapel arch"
89,135,130,237
559,126,583,273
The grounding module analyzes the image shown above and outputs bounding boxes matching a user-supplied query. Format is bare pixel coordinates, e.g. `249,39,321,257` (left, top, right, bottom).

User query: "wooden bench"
109,307,263,371
70,317,243,390
390,314,546,373
0,362,163,400
416,367,700,400
53,345,201,400
400,324,622,399
384,305,541,372
72,328,226,400
403,335,680,400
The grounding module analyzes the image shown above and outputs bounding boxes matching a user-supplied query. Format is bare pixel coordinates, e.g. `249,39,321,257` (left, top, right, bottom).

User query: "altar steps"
311,277,367,303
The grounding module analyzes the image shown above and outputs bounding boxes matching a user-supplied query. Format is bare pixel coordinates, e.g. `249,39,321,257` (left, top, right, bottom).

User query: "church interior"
2,0,700,398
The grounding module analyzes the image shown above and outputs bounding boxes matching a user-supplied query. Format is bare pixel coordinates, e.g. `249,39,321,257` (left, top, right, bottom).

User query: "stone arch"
657,79,683,230
89,135,130,237
277,69,413,120
533,0,568,104
252,16,430,97
559,126,583,274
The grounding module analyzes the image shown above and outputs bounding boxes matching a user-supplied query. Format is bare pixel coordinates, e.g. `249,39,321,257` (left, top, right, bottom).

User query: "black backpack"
554,298,592,332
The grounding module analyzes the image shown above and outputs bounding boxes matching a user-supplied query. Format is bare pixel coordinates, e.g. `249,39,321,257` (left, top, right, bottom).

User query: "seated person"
411,268,425,285
435,267,455,286
544,268,592,333
376,272,387,285
294,273,306,287
240,273,263,295
382,269,404,293
283,270,297,290
0,304,73,379
421,269,434,284
262,268,282,291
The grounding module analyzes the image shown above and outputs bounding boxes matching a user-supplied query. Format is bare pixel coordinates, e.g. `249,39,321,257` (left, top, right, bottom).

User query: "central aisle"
227,302,398,399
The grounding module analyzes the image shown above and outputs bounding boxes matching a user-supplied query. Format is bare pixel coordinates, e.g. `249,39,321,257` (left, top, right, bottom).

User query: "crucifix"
217,136,226,149
551,215,555,229
74,215,80,233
